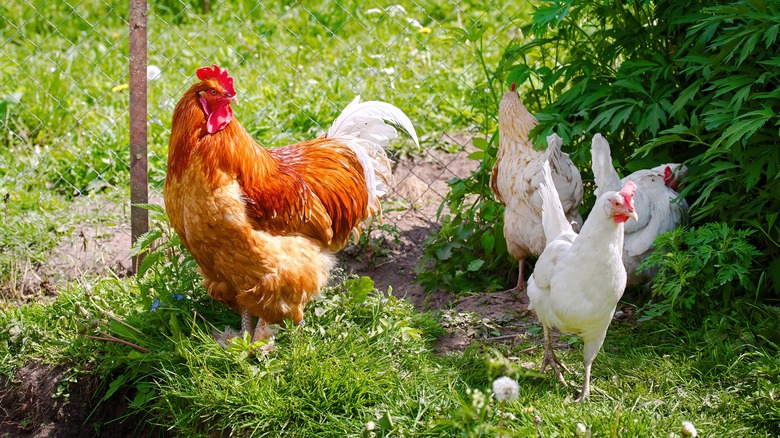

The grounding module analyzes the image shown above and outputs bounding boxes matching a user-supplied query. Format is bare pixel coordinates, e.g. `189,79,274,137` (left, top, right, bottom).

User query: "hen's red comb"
619,180,637,205
196,64,235,95
511,82,516,91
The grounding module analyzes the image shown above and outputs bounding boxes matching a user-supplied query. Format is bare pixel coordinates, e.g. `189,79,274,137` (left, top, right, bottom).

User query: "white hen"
527,160,638,401
490,84,583,291
591,134,689,286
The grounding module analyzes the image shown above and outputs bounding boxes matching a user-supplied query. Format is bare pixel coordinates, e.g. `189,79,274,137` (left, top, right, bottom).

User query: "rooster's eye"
210,89,217,95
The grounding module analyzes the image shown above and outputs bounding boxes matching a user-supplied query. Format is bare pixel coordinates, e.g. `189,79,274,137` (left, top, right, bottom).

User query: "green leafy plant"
638,222,762,322
422,0,779,302
416,135,511,293
415,22,514,293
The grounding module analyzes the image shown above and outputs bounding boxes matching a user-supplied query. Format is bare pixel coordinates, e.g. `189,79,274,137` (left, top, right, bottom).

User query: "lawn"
1,241,778,435
1,1,779,437
0,0,526,287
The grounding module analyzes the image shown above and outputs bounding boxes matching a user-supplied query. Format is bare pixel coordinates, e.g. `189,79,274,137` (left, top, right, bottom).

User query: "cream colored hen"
490,84,583,291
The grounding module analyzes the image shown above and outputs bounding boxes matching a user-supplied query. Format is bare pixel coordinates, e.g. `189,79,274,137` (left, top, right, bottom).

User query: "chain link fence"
0,0,529,298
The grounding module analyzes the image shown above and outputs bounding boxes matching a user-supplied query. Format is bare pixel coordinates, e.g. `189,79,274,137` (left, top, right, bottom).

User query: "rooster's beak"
229,95,239,106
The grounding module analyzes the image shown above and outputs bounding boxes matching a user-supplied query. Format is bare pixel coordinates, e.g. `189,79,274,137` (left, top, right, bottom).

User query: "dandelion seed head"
681,421,697,437
147,65,162,81
492,376,519,402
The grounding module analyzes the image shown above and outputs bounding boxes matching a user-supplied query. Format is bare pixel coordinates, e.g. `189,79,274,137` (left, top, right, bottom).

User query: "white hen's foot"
539,325,569,385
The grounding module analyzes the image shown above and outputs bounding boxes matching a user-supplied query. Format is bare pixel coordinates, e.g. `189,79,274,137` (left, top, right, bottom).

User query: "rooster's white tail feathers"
328,97,419,217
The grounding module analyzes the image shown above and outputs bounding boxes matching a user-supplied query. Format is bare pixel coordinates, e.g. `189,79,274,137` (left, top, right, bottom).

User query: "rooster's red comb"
196,64,235,95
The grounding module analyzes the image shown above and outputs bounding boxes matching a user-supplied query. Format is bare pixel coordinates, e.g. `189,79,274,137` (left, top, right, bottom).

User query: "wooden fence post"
129,0,148,274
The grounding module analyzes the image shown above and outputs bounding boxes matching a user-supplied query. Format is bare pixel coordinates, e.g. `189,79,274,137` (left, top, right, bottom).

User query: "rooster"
490,84,583,292
527,160,637,401
164,65,418,343
591,134,688,286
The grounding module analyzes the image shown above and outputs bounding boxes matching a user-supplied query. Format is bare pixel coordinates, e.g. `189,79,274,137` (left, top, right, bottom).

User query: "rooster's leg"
240,308,253,336
539,325,568,386
210,310,252,347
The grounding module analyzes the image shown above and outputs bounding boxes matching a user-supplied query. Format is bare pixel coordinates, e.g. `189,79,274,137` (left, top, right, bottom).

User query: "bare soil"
1,137,541,437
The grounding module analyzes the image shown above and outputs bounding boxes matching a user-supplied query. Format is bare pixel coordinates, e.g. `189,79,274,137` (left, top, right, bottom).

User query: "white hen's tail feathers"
591,133,622,197
540,160,574,242
327,97,420,217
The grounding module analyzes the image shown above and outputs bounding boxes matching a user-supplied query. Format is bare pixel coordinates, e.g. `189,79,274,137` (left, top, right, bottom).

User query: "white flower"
681,421,697,437
576,423,588,437
365,421,375,431
146,65,162,81
492,376,519,402
386,5,406,17
406,17,423,29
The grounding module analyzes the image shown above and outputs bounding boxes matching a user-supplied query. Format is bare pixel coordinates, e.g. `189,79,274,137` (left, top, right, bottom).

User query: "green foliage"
638,223,762,322
424,0,779,300
2,252,780,434
415,20,517,292
416,135,511,292
640,0,780,294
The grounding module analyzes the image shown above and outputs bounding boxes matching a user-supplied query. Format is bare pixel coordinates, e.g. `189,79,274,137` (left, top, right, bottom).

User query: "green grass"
1,228,778,436
2,2,779,436
0,0,527,285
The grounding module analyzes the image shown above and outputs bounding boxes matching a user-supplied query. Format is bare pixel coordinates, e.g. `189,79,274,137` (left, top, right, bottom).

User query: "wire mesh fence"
0,0,529,297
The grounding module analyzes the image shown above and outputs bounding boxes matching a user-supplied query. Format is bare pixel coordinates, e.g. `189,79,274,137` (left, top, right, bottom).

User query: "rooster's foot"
252,318,276,343
212,326,241,347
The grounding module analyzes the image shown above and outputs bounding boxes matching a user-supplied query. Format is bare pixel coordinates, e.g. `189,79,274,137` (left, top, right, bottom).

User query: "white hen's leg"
502,257,526,294
576,361,593,402
575,333,607,402
540,325,568,385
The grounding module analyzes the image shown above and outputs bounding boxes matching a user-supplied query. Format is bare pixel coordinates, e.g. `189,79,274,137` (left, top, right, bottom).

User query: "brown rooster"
165,65,418,342
490,83,583,292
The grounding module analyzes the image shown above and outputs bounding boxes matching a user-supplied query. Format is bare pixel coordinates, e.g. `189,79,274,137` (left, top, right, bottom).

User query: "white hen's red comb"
619,181,637,206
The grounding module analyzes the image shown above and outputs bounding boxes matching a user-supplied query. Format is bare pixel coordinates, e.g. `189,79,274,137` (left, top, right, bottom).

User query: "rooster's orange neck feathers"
167,84,260,179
